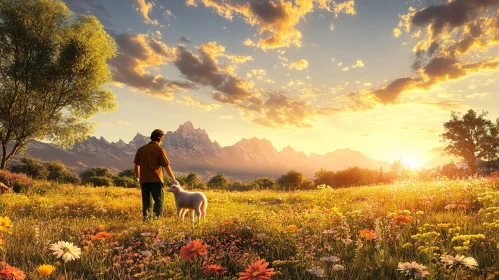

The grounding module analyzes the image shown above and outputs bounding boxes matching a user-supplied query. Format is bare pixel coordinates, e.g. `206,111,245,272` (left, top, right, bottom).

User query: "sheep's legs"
177,208,188,221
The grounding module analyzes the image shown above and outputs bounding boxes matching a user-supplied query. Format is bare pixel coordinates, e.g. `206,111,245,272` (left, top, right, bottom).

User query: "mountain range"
16,122,391,181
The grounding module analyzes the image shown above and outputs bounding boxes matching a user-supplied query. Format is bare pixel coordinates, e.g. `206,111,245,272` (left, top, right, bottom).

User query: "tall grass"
0,178,498,279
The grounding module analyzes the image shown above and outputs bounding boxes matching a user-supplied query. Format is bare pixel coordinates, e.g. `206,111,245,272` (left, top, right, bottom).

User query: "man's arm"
135,164,140,184
165,165,175,181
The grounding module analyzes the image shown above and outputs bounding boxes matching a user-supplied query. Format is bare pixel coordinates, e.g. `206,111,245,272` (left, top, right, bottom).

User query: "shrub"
81,167,113,183
44,160,80,183
63,172,81,184
113,176,136,188
118,168,135,178
252,177,277,190
11,157,49,180
86,176,113,187
0,170,33,193
207,173,230,190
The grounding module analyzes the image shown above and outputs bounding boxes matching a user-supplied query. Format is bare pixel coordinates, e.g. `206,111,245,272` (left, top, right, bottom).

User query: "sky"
62,0,499,168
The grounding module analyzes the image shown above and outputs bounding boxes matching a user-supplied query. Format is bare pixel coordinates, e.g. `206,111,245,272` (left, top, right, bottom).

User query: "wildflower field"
1,178,499,279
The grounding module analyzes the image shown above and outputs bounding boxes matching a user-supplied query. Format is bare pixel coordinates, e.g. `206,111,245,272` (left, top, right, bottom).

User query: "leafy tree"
80,167,113,184
441,109,499,174
314,168,335,187
11,157,48,180
277,170,306,191
185,172,200,188
207,173,230,190
252,177,277,190
113,176,136,188
87,176,113,187
0,0,117,169
118,168,135,178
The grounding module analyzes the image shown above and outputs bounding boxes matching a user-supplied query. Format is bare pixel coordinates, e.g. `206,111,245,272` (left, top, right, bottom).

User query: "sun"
403,158,422,169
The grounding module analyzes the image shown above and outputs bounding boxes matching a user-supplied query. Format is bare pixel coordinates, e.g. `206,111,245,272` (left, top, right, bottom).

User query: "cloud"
108,33,196,99
352,59,365,68
64,0,113,26
288,59,309,70
186,0,357,49
131,0,158,25
220,115,234,119
180,36,191,43
393,27,402,38
180,96,222,111
246,69,275,83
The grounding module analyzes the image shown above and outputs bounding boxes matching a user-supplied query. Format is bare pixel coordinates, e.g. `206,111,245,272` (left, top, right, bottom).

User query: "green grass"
1,178,499,279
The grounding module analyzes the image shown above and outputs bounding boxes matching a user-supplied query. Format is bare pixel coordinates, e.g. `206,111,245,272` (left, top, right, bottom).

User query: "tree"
80,167,113,184
11,157,48,180
185,172,200,188
252,177,277,190
0,0,117,169
441,109,499,174
277,170,305,191
118,168,135,178
207,173,230,190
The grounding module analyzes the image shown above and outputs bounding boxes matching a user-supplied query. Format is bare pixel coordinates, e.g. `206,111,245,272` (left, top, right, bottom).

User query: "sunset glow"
63,0,499,168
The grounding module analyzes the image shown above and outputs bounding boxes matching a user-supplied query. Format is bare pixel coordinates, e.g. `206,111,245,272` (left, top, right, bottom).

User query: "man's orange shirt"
134,141,170,184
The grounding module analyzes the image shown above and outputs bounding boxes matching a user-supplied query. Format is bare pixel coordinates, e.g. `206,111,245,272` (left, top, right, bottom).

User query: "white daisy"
440,254,479,270
397,261,429,278
49,241,81,262
332,264,344,271
307,268,324,277
320,256,340,262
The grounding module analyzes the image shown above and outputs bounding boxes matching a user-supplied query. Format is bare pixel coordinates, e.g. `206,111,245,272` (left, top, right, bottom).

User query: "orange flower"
203,264,226,275
180,239,208,261
91,232,113,241
0,265,26,280
238,259,275,280
283,225,298,233
394,215,412,225
359,229,377,240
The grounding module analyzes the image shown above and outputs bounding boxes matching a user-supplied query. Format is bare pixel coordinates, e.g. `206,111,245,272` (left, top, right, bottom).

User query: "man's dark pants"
141,182,164,219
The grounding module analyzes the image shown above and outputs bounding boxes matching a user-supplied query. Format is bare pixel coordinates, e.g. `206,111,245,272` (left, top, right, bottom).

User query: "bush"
207,173,230,190
63,172,81,184
118,168,135,178
81,167,113,183
11,157,49,180
252,177,277,190
230,181,257,192
0,170,33,193
113,176,137,188
86,176,113,187
44,160,80,183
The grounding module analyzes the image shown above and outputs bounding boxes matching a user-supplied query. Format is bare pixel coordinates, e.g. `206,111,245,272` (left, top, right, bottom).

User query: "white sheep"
166,184,207,222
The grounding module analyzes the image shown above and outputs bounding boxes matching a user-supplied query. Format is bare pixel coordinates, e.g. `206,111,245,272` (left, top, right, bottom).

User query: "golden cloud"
186,0,357,49
131,0,158,25
288,59,309,70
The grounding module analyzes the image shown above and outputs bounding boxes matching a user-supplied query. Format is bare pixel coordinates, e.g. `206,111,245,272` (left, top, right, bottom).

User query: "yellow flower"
283,225,298,233
0,216,13,233
37,264,56,277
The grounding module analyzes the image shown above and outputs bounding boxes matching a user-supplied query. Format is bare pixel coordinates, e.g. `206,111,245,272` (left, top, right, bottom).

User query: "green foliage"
80,167,113,184
185,172,200,188
277,170,311,191
44,160,80,183
441,109,499,174
11,157,49,180
118,168,135,178
86,176,113,187
113,176,136,188
0,0,117,169
252,177,277,190
207,173,230,190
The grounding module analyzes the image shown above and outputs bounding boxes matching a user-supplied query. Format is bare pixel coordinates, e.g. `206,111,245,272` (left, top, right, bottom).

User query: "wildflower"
140,232,152,237
322,229,337,234
238,259,275,280
320,256,340,262
307,268,324,277
203,264,226,275
256,233,266,238
359,229,377,240
242,226,251,231
394,215,412,225
0,216,13,233
0,265,26,280
180,239,208,261
341,238,353,245
416,211,424,216
444,204,457,210
397,261,429,278
283,225,298,233
37,264,56,277
440,254,479,270
49,241,82,262
91,232,113,241
332,264,344,271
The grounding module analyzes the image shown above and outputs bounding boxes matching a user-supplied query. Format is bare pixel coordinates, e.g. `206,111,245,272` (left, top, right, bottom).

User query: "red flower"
179,239,208,261
393,215,412,225
359,229,377,240
238,259,275,280
0,265,26,280
91,231,113,241
203,264,226,275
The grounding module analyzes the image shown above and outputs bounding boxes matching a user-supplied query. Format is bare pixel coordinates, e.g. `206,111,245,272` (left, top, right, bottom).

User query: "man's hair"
150,129,165,141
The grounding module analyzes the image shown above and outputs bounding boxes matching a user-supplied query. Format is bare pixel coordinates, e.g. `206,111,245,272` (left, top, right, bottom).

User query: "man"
134,129,178,220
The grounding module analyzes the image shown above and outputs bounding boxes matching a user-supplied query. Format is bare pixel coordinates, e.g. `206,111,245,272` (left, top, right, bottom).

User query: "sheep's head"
166,184,182,193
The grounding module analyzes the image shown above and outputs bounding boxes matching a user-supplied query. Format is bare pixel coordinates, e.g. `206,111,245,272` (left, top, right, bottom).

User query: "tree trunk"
1,142,7,170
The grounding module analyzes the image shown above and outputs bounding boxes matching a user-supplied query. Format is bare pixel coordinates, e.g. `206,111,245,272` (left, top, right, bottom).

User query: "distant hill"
15,122,391,181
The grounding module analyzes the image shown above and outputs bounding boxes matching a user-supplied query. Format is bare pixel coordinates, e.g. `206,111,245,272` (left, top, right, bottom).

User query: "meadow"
1,178,499,279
